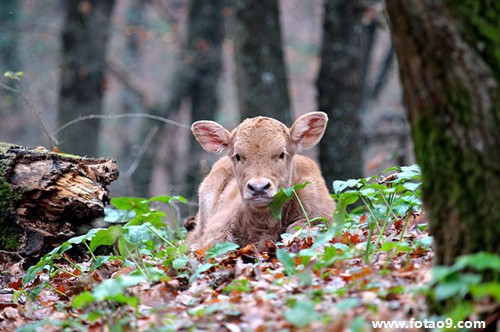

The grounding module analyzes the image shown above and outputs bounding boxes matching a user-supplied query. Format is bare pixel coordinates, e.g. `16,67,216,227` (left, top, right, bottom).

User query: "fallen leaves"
0,175,439,331
0,226,433,331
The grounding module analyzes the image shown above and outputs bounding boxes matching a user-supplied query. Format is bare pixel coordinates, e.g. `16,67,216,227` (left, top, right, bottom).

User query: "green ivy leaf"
189,263,213,283
123,224,153,245
172,256,189,270
269,182,310,220
149,195,187,204
89,225,123,252
111,197,150,214
277,248,296,276
205,242,239,259
73,274,147,309
333,178,362,194
284,300,319,328
380,241,412,253
455,252,500,271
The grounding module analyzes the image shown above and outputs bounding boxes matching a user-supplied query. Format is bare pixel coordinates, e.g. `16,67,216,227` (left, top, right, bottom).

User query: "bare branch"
53,113,191,138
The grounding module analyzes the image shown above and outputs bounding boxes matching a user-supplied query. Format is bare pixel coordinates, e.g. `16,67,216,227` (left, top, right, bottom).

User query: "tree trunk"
0,0,22,141
0,143,119,260
316,0,367,184
117,0,149,196
132,0,225,199
184,0,225,200
232,0,291,124
57,0,115,157
385,1,500,265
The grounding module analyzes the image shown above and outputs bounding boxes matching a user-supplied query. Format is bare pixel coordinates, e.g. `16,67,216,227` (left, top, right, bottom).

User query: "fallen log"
0,143,119,260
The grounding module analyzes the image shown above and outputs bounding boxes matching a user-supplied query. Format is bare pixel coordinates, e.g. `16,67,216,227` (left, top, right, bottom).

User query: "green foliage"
284,300,319,328
205,242,239,260
22,165,492,331
269,182,309,220
17,194,188,327
332,165,423,261
3,71,24,81
426,252,500,323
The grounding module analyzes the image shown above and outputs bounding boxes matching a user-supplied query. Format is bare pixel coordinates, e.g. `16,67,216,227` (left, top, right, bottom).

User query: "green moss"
0,180,22,250
56,152,84,159
0,143,23,250
448,0,500,74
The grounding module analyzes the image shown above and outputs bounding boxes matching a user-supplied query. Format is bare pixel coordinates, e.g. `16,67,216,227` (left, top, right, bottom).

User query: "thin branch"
53,113,191,137
0,81,58,146
125,124,159,178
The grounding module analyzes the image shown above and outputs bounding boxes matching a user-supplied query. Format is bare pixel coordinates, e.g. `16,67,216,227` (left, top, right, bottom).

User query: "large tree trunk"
0,143,118,260
57,0,115,157
385,1,499,266
316,0,367,184
232,0,291,124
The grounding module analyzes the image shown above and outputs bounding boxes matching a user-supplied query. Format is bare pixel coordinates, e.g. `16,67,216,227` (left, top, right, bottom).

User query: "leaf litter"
0,167,453,331
0,214,433,331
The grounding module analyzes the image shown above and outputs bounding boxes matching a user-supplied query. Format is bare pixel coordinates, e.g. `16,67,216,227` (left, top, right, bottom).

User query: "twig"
53,113,191,137
125,124,159,178
0,81,58,146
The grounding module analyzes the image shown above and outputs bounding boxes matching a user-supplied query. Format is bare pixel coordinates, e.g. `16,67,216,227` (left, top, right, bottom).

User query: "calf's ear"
290,112,328,151
191,121,231,154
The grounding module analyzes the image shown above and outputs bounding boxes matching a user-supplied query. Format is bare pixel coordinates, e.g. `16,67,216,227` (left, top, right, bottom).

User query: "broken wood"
0,142,119,260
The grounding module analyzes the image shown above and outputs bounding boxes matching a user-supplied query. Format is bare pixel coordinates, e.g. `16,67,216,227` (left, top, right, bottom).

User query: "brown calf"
187,112,336,250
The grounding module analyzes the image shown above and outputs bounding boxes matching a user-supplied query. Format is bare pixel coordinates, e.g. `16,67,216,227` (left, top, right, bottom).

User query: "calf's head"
192,112,328,209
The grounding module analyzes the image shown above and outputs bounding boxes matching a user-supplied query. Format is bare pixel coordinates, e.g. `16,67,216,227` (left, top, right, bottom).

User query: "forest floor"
0,216,432,332
0,166,496,331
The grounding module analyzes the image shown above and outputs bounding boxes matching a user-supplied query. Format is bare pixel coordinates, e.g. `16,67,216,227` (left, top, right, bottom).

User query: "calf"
187,112,336,250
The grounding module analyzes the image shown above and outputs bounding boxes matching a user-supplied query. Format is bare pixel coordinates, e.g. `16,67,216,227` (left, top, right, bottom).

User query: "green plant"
331,165,423,262
427,252,500,324
269,181,329,226
16,194,187,328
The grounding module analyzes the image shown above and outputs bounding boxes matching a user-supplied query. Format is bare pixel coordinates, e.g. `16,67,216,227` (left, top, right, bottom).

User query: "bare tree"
386,1,499,267
232,0,291,124
57,0,115,157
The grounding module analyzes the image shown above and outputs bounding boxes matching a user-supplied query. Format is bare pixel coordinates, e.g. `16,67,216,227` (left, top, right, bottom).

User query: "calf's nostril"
247,179,272,194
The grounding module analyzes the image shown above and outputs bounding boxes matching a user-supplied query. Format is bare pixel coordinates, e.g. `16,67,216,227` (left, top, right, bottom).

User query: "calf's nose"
247,178,272,196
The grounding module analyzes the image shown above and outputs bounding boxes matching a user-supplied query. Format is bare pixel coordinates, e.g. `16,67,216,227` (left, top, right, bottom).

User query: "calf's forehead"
231,117,290,153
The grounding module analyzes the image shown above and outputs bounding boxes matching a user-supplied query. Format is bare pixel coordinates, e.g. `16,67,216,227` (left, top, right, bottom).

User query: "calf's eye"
234,154,241,162
279,152,285,159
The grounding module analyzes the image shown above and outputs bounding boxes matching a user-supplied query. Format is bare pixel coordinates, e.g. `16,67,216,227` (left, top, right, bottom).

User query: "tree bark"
0,143,119,259
385,0,499,265
316,0,367,184
232,0,291,124
57,0,115,157
116,0,149,196
184,0,225,199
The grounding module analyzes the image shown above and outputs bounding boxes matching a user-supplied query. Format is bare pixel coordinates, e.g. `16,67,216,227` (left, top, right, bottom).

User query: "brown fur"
187,112,336,250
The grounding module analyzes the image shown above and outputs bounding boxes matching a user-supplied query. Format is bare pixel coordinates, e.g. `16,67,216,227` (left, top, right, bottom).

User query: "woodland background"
0,0,411,210
0,0,499,330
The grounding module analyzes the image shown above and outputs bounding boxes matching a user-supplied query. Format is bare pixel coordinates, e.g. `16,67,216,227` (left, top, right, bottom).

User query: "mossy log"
0,143,119,260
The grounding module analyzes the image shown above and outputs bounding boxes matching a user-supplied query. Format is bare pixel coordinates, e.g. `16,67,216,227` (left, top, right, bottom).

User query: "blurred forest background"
0,0,413,211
